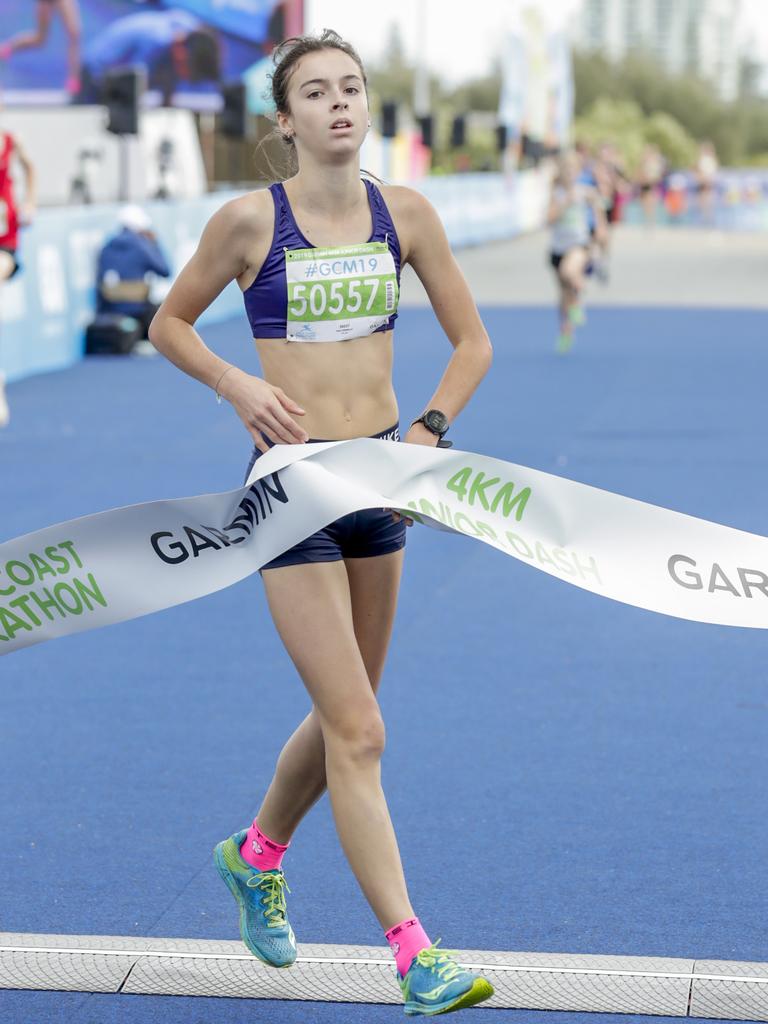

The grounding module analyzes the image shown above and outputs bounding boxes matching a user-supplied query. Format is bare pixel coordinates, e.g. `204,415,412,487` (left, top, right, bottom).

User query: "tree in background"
573,95,698,172
364,35,768,173
573,49,768,167
368,27,502,171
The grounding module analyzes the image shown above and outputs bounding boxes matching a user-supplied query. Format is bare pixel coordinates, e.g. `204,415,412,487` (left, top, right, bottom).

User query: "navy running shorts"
244,423,407,570
549,246,589,271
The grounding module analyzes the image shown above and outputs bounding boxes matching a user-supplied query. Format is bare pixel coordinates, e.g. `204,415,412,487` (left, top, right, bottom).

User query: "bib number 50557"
289,278,380,318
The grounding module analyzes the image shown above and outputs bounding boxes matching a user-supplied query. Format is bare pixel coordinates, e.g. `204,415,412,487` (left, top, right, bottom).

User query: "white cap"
118,205,152,232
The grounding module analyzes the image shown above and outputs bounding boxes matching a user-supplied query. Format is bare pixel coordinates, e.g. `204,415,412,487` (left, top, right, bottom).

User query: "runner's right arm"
149,196,307,450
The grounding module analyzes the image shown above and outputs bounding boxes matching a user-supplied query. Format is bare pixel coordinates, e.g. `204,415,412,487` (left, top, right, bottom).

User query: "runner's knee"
323,701,386,763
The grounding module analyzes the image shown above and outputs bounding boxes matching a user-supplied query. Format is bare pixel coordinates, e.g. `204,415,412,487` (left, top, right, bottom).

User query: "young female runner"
548,149,606,354
149,30,494,1016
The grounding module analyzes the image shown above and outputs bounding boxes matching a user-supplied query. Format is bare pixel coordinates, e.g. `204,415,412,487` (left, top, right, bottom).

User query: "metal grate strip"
1,933,767,1020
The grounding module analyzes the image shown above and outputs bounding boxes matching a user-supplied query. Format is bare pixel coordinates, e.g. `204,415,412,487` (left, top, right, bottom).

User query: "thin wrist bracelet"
214,365,236,404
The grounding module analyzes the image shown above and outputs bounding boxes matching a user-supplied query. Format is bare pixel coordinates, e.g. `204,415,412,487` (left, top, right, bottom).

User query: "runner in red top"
0,130,35,278
0,134,20,262
0,128,36,428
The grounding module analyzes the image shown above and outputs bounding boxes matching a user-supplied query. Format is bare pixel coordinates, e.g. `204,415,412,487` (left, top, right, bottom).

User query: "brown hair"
271,29,367,120
255,29,370,181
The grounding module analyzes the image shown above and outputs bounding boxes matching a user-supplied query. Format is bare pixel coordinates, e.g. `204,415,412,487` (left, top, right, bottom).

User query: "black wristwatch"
411,409,453,448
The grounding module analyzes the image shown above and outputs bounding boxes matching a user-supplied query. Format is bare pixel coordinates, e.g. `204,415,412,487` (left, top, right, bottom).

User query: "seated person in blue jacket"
96,205,171,338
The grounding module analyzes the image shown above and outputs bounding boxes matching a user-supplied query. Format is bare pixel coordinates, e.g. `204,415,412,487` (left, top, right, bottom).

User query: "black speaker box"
221,82,247,138
105,68,143,135
381,101,398,139
418,115,434,149
450,115,466,149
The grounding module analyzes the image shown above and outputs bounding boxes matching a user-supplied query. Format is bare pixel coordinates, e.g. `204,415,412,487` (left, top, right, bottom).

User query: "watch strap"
411,410,449,437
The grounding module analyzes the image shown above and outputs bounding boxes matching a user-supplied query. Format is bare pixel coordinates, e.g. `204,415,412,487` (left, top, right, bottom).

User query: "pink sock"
386,916,431,977
239,819,289,872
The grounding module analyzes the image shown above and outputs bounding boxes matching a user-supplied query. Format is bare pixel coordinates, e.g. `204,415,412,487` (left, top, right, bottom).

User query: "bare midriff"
254,329,399,440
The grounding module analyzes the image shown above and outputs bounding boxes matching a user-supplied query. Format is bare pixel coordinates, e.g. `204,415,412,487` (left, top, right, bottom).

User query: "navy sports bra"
243,179,401,340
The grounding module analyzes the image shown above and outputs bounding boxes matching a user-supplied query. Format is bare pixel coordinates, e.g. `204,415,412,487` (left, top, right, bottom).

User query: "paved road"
400,226,767,309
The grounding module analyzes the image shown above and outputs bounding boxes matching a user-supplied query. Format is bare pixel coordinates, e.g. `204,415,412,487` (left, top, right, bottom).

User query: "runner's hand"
392,422,440,526
219,369,308,451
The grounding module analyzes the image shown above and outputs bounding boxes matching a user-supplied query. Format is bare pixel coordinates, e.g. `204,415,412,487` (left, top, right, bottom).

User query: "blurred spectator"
694,140,719,224
637,144,665,226
77,9,221,106
664,171,689,223
575,142,601,275
597,142,631,226
96,205,170,340
0,0,82,96
0,124,36,428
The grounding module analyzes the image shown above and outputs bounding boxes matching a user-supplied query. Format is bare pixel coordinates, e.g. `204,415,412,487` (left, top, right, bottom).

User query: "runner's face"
283,49,368,159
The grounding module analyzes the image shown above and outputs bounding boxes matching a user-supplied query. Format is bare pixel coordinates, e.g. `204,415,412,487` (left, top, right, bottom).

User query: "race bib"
285,241,398,342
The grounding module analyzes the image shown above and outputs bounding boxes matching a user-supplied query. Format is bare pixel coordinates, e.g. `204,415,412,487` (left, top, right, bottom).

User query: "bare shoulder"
377,184,442,262
378,183,435,222
204,188,273,244
196,187,275,284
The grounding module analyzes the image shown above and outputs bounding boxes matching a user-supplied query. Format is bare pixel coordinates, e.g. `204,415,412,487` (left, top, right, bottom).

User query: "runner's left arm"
588,187,608,245
398,188,492,445
13,137,36,224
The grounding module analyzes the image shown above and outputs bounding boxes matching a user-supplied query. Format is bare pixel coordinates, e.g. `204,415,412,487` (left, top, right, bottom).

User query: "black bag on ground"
85,314,142,355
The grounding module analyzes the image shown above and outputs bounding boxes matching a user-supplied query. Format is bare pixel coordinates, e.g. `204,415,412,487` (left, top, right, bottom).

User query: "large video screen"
0,0,303,109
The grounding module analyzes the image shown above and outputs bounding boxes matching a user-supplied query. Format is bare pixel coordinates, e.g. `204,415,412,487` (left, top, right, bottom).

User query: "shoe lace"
246,871,290,928
413,939,463,982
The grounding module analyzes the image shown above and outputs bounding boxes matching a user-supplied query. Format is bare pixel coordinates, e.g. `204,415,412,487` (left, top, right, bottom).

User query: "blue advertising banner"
0,0,302,108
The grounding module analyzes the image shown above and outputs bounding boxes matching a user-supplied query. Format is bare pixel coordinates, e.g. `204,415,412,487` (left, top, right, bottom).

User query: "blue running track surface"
1,304,767,1023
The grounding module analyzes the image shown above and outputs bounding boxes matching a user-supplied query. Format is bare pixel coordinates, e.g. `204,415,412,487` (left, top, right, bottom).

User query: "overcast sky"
305,0,768,85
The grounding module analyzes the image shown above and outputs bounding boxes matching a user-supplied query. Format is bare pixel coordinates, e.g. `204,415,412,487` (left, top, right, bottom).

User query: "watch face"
424,410,448,434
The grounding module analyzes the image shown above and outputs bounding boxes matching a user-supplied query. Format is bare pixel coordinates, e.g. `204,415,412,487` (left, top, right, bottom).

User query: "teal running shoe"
398,940,494,1016
213,830,297,968
556,330,573,354
568,303,586,327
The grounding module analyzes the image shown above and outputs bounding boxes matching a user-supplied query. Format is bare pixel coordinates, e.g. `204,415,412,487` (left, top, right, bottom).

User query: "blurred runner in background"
0,119,36,428
548,150,606,354
591,141,630,282
636,143,665,226
694,140,719,226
